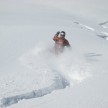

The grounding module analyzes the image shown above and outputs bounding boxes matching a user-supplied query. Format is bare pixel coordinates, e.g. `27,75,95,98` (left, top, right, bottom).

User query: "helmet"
60,31,65,37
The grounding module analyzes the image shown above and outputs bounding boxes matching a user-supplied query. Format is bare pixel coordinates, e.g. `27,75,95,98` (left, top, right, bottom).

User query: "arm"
53,31,60,42
65,39,72,50
53,35,59,42
65,39,71,47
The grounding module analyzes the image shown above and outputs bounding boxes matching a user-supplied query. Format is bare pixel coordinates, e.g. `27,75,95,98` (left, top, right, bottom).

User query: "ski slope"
0,0,108,108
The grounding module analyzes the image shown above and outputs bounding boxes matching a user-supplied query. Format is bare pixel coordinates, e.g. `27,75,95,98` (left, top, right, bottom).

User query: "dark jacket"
53,35,71,48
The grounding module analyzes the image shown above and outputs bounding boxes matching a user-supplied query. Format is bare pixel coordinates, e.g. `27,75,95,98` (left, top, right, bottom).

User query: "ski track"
99,21,108,28
0,44,91,107
74,22,95,31
74,21,108,40
85,53,102,57
0,47,71,107
84,53,103,62
99,21,108,26
97,32,108,40
0,72,69,107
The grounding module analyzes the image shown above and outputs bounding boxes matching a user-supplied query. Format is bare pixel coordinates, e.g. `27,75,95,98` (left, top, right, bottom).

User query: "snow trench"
0,72,69,107
0,43,90,107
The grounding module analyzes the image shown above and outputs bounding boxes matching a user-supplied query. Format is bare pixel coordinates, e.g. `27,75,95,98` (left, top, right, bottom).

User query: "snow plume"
0,42,91,107
52,51,91,85
19,41,91,86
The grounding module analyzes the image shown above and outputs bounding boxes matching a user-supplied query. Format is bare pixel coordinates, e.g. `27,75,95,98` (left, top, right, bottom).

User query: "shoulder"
64,38,69,43
64,38,70,46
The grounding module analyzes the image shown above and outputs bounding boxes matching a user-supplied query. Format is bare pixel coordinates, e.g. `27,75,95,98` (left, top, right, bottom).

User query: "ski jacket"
53,35,71,48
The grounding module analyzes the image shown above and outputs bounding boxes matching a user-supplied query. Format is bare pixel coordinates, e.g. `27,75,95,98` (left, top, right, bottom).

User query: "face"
59,33,65,38
60,35,64,38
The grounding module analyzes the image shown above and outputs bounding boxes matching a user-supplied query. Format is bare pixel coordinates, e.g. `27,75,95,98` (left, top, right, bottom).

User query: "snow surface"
0,0,108,108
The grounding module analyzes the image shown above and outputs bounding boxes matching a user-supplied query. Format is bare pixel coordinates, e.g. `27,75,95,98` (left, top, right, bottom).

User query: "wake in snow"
19,42,91,84
0,41,91,107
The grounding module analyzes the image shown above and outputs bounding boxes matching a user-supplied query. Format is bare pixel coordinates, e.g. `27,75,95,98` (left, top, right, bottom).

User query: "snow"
0,0,108,108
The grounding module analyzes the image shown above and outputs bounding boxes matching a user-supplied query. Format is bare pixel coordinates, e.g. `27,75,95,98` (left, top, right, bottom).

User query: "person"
53,31,71,54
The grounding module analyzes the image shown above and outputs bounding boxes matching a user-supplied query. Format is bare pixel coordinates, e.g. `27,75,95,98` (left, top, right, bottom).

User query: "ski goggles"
60,32,65,36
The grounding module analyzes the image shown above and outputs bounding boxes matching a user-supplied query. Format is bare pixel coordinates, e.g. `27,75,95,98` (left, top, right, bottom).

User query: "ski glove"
56,31,60,36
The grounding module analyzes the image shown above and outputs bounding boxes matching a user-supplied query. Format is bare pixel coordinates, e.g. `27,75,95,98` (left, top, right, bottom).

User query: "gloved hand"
56,31,60,36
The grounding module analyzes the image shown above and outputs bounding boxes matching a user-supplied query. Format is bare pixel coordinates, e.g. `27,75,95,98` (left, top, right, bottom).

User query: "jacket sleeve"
53,35,59,42
65,39,71,47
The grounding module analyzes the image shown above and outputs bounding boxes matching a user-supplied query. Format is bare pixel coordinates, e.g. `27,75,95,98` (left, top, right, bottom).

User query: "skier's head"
60,31,66,38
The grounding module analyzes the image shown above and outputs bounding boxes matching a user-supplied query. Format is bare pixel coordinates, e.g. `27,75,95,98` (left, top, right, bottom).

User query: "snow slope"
0,0,108,108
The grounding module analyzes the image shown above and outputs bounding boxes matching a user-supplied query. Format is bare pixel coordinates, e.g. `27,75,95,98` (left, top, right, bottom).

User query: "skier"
53,31,71,54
